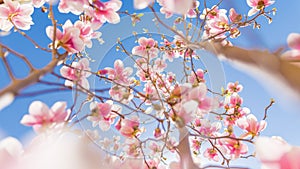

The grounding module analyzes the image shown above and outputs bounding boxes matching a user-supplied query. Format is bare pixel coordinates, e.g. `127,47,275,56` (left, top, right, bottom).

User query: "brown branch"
263,98,275,120
0,43,35,71
0,52,68,97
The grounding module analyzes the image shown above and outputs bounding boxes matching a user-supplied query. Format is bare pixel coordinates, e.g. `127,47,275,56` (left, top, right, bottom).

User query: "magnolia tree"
0,0,300,169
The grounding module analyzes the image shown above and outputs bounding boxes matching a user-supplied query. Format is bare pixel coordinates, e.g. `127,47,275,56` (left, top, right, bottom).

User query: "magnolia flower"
60,58,91,89
220,137,248,159
132,37,159,58
46,20,84,54
170,100,198,127
204,148,219,162
105,59,133,85
200,6,227,20
87,100,120,131
0,0,34,31
227,81,243,93
92,0,122,24
229,8,242,23
116,116,141,138
74,20,102,48
237,114,267,137
20,101,70,132
246,0,275,16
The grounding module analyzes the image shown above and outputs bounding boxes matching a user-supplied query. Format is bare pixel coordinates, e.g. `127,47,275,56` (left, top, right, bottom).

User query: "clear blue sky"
0,0,300,167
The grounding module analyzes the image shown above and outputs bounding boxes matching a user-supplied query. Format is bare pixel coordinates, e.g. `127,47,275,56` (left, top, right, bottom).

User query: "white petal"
0,93,14,111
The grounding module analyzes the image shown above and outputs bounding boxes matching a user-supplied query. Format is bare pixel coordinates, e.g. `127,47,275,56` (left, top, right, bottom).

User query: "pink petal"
279,147,300,169
248,8,258,16
246,0,256,7
50,101,68,119
46,26,63,40
29,101,50,116
134,0,153,9
79,78,90,89
19,4,34,16
105,0,122,11
98,103,111,117
4,0,19,12
0,6,9,18
138,37,148,46
20,114,39,125
105,9,120,24
60,66,73,79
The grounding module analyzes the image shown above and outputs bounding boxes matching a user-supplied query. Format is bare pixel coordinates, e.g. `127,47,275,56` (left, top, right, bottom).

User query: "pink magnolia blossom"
58,0,88,15
20,101,70,132
60,58,91,89
206,13,230,37
204,148,219,162
0,0,34,31
196,119,222,137
105,59,133,85
186,0,200,18
223,106,250,126
132,37,159,58
87,100,120,131
154,58,167,72
116,116,141,138
109,85,134,104
247,0,275,16
256,136,300,169
282,33,300,59
227,81,243,93
237,114,267,137
142,82,159,104
91,0,122,24
123,138,141,157
191,138,202,152
170,100,198,127
229,8,242,23
74,20,102,48
200,6,227,20
188,68,205,84
220,137,248,159
46,20,84,54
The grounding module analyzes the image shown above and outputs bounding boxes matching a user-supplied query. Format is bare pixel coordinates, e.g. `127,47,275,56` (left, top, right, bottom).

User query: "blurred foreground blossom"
256,136,300,169
282,33,300,60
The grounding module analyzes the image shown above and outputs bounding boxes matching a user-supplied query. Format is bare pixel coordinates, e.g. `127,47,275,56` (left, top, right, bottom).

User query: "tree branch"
0,52,68,97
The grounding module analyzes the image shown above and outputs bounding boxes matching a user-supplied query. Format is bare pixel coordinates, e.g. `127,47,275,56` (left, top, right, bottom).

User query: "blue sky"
0,0,300,167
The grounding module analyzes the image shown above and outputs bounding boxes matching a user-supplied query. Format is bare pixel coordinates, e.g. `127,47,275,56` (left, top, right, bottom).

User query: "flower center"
257,0,265,10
